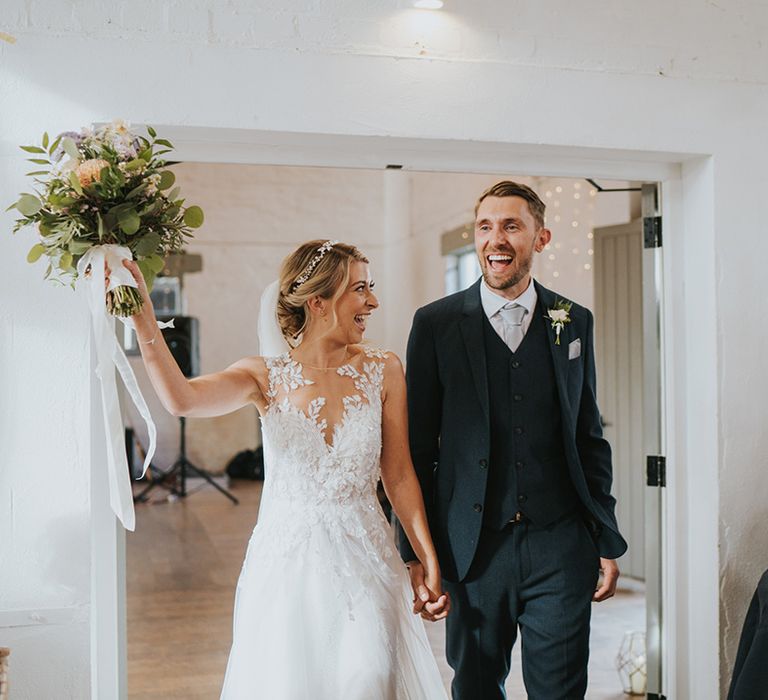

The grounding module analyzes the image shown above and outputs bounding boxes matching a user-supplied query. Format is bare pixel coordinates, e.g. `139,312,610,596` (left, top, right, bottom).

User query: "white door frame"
90,128,718,700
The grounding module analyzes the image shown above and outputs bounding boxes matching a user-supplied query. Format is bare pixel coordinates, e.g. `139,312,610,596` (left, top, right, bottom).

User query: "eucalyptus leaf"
126,184,146,199
69,171,83,195
27,158,50,165
59,252,73,271
167,186,180,202
183,205,204,228
154,138,174,148
103,211,117,232
158,171,175,190
135,232,162,256
21,145,46,154
50,195,77,206
109,202,133,216
43,263,52,280
62,137,80,160
42,132,49,149
125,158,145,172
145,254,165,273
136,260,157,293
139,200,160,216
27,243,46,263
147,126,157,138
118,209,141,236
69,240,92,255
25,170,49,176
139,148,153,161
17,193,43,216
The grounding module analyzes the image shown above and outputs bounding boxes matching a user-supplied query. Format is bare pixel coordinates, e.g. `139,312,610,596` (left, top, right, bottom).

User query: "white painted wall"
2,1,767,697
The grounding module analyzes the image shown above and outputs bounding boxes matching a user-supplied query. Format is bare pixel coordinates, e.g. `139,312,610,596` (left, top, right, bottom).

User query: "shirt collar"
480,276,537,319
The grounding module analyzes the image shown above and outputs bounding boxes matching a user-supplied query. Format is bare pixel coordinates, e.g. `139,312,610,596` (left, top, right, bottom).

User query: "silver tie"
497,303,527,352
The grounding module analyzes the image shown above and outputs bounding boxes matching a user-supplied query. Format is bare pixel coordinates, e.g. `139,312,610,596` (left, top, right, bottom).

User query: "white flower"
547,299,573,345
548,309,569,323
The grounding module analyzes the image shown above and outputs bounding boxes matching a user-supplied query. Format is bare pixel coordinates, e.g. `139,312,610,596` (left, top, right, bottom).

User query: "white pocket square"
568,338,581,360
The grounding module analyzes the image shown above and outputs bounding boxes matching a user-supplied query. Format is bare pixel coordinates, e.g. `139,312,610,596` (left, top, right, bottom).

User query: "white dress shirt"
480,277,538,350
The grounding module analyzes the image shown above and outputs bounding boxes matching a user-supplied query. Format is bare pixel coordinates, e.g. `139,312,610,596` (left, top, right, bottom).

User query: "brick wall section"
3,0,767,83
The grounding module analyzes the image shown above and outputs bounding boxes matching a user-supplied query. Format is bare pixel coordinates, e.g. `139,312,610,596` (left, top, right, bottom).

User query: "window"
445,247,480,295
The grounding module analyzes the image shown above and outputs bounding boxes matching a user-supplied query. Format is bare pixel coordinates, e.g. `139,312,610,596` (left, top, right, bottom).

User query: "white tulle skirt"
220,500,447,700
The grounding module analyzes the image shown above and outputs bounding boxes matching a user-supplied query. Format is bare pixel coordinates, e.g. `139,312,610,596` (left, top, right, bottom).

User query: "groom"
399,181,628,699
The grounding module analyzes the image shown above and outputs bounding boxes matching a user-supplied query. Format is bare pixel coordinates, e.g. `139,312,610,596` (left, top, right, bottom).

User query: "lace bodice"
259,345,390,518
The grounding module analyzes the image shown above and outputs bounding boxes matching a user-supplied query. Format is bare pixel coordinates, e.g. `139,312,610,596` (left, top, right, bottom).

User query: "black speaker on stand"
134,316,239,505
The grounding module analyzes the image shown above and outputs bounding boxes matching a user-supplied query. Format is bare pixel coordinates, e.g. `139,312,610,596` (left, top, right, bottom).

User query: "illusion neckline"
286,349,354,372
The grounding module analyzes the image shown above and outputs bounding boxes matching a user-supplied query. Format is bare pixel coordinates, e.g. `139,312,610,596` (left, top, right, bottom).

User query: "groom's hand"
593,557,620,602
407,561,451,621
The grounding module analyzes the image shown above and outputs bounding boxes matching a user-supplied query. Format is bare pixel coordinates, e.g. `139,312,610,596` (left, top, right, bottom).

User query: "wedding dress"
220,346,447,699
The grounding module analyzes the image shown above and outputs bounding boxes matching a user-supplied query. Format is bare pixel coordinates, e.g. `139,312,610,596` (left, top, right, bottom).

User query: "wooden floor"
127,480,644,699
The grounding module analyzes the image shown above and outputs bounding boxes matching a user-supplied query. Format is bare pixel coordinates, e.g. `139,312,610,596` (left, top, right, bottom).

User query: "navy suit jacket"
398,278,628,582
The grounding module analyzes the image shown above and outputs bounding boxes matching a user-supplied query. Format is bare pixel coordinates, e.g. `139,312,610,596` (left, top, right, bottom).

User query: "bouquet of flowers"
7,119,203,316
6,120,205,531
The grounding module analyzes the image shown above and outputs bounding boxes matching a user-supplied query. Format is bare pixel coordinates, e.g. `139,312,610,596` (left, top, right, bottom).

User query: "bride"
117,239,450,699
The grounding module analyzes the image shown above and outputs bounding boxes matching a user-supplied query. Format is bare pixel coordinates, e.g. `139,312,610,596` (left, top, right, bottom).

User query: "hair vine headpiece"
291,240,339,291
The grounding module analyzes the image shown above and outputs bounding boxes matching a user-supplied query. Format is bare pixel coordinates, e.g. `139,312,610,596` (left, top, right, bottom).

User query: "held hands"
406,561,450,622
593,557,620,602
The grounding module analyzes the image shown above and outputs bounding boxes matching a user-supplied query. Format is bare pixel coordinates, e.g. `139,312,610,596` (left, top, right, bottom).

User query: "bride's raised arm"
116,258,266,419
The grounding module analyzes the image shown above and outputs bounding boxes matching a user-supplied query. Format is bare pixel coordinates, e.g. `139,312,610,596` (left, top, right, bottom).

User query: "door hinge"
647,694,667,700
646,456,666,487
644,215,662,248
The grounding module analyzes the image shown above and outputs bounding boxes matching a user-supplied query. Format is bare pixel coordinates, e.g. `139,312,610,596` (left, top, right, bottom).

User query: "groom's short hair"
475,181,546,229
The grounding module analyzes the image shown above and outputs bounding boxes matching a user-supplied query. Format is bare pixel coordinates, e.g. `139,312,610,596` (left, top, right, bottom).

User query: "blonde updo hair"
277,240,369,346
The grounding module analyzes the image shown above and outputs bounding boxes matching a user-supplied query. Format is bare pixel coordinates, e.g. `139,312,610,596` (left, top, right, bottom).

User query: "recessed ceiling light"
414,0,444,8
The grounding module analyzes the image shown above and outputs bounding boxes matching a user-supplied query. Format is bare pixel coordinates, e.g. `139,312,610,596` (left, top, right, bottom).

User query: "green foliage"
158,170,175,190
183,205,204,228
27,243,45,263
17,194,42,216
7,124,205,299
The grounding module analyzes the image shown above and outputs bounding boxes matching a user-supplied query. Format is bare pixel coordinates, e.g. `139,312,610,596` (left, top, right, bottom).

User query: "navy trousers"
442,513,599,700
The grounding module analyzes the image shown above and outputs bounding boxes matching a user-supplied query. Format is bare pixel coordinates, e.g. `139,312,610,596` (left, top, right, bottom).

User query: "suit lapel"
460,279,490,423
535,281,572,420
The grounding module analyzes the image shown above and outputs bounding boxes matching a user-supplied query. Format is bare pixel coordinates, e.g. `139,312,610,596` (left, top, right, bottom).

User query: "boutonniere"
546,299,572,345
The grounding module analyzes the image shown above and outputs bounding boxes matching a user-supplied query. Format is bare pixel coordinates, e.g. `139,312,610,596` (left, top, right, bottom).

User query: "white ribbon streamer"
77,244,171,531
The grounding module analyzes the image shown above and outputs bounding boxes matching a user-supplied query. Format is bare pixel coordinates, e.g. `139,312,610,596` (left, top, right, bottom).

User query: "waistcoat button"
473,503,483,513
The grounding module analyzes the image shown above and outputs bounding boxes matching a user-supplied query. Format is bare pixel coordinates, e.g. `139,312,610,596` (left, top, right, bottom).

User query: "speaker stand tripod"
134,416,239,505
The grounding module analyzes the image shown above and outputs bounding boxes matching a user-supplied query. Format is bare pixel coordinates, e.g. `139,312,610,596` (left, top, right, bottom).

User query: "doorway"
90,127,694,700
